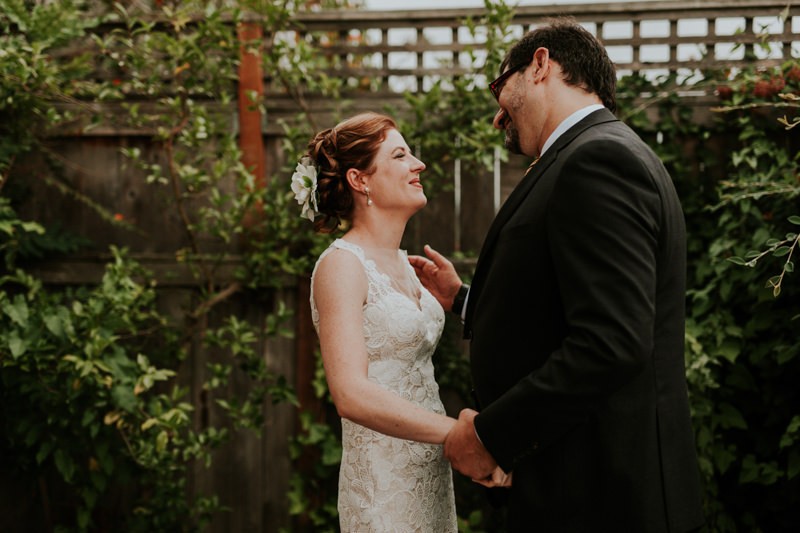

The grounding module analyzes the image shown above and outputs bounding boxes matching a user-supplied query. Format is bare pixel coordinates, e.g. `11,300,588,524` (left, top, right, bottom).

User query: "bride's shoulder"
315,239,366,272
312,243,367,294
317,244,360,270
316,239,361,267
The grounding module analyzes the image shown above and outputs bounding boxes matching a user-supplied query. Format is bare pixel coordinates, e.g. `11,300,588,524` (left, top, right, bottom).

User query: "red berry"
769,76,786,93
716,85,733,100
752,80,773,98
784,65,800,82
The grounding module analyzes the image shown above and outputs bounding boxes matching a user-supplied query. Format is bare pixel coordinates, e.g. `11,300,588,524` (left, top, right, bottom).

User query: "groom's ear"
345,168,368,194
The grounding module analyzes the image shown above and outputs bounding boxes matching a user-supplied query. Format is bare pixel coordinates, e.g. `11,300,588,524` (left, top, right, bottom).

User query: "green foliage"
0,248,219,531
719,80,800,298
0,0,325,530
619,49,799,529
240,175,333,289
0,0,102,177
396,0,516,195
286,410,342,532
0,197,46,269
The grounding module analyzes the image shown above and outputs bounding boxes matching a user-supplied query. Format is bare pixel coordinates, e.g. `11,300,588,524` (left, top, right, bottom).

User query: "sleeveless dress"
310,239,457,533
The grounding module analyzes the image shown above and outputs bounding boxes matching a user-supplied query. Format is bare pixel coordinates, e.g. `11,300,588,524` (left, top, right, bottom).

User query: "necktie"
525,156,541,175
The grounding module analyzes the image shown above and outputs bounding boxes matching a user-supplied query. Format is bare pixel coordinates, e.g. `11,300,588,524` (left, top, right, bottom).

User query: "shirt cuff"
452,283,470,319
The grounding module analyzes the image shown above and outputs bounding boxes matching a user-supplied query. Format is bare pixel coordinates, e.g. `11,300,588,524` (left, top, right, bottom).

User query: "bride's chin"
404,201,426,219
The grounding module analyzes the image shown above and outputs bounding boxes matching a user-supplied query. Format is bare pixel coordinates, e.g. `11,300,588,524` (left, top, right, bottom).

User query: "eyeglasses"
489,63,528,101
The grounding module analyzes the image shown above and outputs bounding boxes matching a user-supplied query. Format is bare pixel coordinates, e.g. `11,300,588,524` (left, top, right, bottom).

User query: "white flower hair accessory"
291,155,319,222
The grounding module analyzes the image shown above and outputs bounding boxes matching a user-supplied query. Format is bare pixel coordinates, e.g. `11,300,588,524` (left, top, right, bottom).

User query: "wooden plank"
26,255,292,288
294,1,796,27
50,1,800,100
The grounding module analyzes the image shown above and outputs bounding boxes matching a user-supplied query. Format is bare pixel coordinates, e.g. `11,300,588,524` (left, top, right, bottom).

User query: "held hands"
408,245,462,312
473,466,513,488
444,409,497,481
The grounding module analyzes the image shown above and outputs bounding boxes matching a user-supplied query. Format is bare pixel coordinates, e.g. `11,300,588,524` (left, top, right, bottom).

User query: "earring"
365,187,373,206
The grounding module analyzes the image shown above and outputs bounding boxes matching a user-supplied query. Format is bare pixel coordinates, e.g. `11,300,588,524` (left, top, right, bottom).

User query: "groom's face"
493,49,557,160
492,74,526,155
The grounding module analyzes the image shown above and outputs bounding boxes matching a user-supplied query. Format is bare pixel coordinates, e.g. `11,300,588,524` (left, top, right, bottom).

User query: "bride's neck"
345,220,406,251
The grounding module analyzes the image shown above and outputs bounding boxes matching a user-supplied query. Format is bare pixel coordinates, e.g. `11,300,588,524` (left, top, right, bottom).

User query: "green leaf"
111,384,137,412
9,331,27,359
77,508,90,530
0,221,17,236
718,402,748,430
788,449,800,480
2,296,29,327
712,445,737,474
43,311,66,338
36,441,54,464
321,441,342,466
141,418,159,431
738,454,759,484
81,409,95,428
715,340,741,363
788,215,800,225
53,449,76,483
156,430,169,453
779,416,800,449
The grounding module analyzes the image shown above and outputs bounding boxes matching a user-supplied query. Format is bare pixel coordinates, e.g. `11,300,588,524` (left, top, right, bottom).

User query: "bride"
297,112,458,531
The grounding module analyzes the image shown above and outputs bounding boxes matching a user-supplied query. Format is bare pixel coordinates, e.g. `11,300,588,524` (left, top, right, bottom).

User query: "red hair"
306,112,398,233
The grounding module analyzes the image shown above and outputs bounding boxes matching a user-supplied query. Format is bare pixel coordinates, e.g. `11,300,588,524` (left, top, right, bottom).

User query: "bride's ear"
345,168,369,195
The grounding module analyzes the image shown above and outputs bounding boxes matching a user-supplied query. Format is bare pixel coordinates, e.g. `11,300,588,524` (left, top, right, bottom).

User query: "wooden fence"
7,1,800,532
287,0,799,95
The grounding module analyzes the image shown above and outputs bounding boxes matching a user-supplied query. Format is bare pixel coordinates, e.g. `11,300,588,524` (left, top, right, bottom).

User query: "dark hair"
306,112,398,233
502,17,617,112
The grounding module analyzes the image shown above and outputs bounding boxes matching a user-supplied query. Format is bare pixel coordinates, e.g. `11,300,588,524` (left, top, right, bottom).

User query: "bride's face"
366,129,427,213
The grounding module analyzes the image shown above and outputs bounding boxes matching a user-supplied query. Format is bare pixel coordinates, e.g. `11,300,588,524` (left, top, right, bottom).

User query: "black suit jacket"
468,109,705,532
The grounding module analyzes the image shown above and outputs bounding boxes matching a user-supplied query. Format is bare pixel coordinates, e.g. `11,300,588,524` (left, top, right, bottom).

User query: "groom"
411,18,705,532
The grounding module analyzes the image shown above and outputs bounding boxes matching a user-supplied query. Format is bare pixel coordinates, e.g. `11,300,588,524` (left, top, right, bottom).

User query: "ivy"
0,0,324,530
618,52,799,530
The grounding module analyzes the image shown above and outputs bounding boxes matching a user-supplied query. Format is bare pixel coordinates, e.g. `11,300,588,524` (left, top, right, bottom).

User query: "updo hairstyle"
306,112,398,233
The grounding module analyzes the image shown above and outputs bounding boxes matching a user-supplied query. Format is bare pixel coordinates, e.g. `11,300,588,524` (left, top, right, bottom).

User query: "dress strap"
330,238,367,263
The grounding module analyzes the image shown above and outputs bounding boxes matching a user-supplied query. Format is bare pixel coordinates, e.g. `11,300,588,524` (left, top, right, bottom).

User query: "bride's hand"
472,466,512,488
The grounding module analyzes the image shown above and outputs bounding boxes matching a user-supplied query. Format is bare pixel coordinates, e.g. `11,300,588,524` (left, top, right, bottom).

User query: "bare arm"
314,249,456,444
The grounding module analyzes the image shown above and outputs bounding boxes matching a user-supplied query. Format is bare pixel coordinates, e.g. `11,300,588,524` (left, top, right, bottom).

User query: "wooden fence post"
238,18,266,229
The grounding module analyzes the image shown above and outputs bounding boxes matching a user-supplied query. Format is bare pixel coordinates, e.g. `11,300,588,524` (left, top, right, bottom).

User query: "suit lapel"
464,108,618,336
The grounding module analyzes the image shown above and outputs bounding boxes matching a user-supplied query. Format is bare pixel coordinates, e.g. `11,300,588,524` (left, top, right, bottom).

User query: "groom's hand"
408,244,461,312
444,408,497,481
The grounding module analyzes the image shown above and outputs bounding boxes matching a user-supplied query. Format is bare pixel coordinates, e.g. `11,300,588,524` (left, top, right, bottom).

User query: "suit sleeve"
474,138,663,470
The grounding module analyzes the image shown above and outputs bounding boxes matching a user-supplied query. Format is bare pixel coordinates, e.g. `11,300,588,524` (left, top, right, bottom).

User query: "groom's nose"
492,108,508,130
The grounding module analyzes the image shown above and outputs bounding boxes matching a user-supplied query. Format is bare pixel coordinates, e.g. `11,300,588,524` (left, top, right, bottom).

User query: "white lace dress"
310,239,457,533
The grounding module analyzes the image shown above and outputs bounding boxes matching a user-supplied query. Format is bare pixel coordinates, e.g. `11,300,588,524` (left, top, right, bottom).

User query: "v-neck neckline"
337,239,423,311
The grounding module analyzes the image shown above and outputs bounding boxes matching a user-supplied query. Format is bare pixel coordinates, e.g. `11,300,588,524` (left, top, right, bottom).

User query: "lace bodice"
310,238,456,532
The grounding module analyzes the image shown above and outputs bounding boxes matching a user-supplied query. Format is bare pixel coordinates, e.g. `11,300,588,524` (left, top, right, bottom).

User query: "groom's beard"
505,123,522,154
